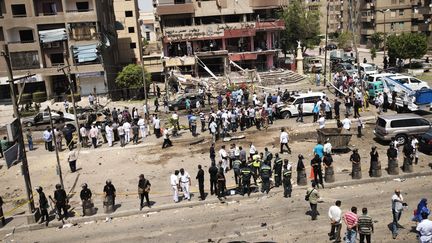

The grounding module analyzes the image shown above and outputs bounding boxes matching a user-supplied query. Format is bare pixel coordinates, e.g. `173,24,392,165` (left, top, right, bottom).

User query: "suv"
374,114,431,144
279,92,326,118
168,94,204,111
304,57,323,73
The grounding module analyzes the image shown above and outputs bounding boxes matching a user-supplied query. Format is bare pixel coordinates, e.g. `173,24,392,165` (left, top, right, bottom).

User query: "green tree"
280,0,321,56
115,64,151,90
387,33,428,67
370,47,377,61
336,31,353,49
370,32,384,49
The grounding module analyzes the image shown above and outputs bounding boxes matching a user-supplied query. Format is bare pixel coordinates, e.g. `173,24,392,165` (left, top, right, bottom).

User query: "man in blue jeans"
391,189,404,239
343,206,358,243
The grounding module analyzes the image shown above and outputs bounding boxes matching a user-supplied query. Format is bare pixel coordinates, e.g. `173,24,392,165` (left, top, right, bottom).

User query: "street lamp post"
377,9,390,58
323,3,330,86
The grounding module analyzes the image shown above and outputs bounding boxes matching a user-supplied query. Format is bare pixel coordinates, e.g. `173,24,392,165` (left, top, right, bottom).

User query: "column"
222,38,226,50
266,54,274,69
250,36,254,52
266,31,272,50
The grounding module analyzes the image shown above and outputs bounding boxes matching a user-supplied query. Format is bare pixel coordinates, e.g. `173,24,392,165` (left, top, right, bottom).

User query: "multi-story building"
140,6,163,77
113,0,141,65
155,0,288,77
0,0,118,100
359,0,432,45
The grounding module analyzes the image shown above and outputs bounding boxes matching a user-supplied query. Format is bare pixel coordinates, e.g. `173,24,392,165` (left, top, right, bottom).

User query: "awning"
0,74,43,85
72,43,99,63
39,28,67,43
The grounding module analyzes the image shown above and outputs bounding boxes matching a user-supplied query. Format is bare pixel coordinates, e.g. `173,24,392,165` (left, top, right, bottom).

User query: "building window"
130,42,136,49
125,11,133,17
11,4,26,17
10,51,40,70
42,2,58,15
50,53,64,65
175,0,186,4
19,30,34,43
399,9,404,16
145,32,150,41
128,27,135,33
76,2,90,12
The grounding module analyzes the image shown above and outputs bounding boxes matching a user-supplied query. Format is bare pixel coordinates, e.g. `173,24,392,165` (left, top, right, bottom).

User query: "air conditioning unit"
42,43,52,48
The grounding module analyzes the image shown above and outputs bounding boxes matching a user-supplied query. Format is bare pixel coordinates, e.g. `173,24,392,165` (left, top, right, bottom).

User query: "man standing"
209,119,217,143
103,180,116,207
35,187,49,226
67,148,78,173
232,158,242,186
172,112,180,130
391,189,404,239
358,207,374,243
209,143,216,164
296,100,304,122
343,206,359,243
79,125,88,148
80,183,92,216
280,128,291,154
240,163,252,196
122,121,131,144
273,153,283,187
260,161,272,194
416,212,432,243
0,195,4,227
170,170,180,203
26,129,33,151
179,168,191,201
43,127,53,151
162,127,172,148
350,149,361,179
328,200,342,242
117,124,125,147
89,125,98,148
196,165,205,200
306,182,320,220
53,184,68,220
138,174,151,209
137,117,147,142
105,124,113,147
334,98,341,120
219,145,228,172
282,160,292,198
153,115,161,138
208,162,218,196
311,154,324,189
131,122,139,144
342,115,352,131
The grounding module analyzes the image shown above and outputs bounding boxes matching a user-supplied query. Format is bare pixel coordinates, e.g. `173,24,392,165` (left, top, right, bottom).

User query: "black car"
419,130,432,155
168,94,204,111
326,43,337,50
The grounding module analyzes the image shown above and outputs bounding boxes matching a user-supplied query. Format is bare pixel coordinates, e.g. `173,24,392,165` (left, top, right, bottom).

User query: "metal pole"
323,3,330,86
1,45,35,214
58,64,81,149
47,106,64,189
137,20,149,118
383,13,387,59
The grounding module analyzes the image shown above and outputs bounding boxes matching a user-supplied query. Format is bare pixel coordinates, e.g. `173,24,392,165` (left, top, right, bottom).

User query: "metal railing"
65,9,94,13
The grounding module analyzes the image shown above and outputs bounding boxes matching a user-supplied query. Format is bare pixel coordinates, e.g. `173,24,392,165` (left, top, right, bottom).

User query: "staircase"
258,70,306,86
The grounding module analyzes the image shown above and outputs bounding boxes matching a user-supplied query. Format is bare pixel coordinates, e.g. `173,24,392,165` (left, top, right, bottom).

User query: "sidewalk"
1,165,432,235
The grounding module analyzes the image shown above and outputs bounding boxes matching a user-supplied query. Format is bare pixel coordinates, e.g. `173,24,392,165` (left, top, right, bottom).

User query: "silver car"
374,114,431,144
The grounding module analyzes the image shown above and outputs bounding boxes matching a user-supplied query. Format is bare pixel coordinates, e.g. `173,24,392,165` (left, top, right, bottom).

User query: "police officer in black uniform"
208,161,219,195
53,184,68,220
282,159,293,198
36,187,49,226
273,153,283,187
260,161,272,194
103,180,116,206
240,162,252,196
80,183,92,216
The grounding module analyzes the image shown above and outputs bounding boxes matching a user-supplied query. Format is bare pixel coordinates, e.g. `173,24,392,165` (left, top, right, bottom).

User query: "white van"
367,73,401,83
388,75,430,91
355,63,378,76
279,92,326,118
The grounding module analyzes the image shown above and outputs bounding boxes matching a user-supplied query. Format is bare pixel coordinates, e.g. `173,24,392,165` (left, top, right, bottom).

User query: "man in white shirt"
280,128,291,154
122,121,131,143
105,124,113,147
179,168,191,201
209,120,217,143
67,148,78,173
391,189,404,239
170,170,180,203
324,140,332,155
153,115,161,138
417,212,432,243
249,143,257,159
342,116,352,131
89,125,98,148
137,117,147,142
43,127,53,151
219,145,228,172
411,136,419,164
79,125,88,148
172,111,180,130
328,200,342,242
318,115,326,129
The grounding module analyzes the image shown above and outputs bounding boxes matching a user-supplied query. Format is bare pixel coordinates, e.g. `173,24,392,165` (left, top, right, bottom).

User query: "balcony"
65,0,96,21
156,3,194,16
33,0,63,16
255,19,285,30
249,0,289,9
7,41,40,52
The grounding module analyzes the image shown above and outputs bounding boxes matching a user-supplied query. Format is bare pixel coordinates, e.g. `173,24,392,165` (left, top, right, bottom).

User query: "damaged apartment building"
155,0,288,77
0,0,118,101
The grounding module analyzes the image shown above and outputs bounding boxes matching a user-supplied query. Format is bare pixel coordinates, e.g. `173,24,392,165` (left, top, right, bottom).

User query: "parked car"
418,129,432,155
168,94,204,111
354,63,378,76
304,57,323,73
325,43,337,50
279,92,326,118
22,110,75,127
388,75,430,91
367,73,400,83
333,62,358,77
374,114,432,144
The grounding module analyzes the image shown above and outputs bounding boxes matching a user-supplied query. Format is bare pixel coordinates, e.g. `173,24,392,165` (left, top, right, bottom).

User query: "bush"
32,92,47,103
67,93,82,102
19,93,32,105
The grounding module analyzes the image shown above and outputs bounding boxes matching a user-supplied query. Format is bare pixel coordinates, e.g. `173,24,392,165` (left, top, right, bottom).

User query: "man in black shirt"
350,149,361,179
36,187,49,226
209,143,216,164
311,154,324,189
402,141,414,172
273,153,283,187
369,146,379,177
208,162,218,195
53,184,68,220
196,165,205,200
104,180,116,207
240,163,252,196
138,175,151,209
0,195,5,227
80,183,93,215
334,99,341,120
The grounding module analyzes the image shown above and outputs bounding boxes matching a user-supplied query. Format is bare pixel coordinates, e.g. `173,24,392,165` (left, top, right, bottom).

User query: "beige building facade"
0,0,118,100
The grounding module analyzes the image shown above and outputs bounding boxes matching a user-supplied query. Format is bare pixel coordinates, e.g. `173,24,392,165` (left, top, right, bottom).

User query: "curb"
1,169,431,235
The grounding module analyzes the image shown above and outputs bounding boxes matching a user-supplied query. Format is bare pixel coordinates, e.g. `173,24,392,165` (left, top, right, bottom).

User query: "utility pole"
1,45,36,218
137,19,149,119
323,3,330,87
57,63,81,148
47,106,64,189
348,0,364,94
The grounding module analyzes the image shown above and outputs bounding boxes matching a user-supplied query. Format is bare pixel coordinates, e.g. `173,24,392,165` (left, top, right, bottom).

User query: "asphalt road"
6,175,430,243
